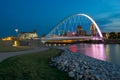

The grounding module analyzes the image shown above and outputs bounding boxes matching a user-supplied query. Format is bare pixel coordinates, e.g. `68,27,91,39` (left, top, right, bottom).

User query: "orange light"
2,37,13,41
62,40,72,42
12,40,19,47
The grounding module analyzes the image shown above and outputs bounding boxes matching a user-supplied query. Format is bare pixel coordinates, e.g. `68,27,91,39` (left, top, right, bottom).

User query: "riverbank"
0,48,73,80
104,39,120,44
50,49,120,80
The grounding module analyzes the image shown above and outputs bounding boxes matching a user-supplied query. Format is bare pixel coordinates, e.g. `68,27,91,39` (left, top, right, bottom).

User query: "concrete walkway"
0,47,48,62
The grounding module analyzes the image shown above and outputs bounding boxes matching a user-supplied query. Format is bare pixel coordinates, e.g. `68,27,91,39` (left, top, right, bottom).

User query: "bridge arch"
46,13,103,38
77,14,102,37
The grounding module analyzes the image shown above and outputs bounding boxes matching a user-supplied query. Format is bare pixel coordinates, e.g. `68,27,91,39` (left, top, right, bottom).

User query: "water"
69,44,120,65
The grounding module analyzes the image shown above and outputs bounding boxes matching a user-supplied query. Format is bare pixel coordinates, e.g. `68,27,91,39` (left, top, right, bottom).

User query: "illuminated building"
77,25,82,36
102,32,109,39
18,30,38,40
77,25,86,36
2,36,14,41
90,23,97,36
72,32,76,36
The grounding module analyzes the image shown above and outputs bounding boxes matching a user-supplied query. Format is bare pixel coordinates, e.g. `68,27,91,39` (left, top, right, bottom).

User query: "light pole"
13,28,19,47
15,28,19,37
15,29,18,34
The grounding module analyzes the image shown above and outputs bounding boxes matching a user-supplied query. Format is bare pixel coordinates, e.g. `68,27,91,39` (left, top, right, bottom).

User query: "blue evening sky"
0,0,120,37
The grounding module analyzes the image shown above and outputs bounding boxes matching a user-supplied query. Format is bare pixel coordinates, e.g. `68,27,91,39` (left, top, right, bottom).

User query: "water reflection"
70,44,120,64
70,45,77,52
105,44,120,64
70,44,106,61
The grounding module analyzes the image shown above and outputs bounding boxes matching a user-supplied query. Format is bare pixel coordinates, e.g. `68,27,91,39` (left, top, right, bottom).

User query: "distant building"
77,25,86,36
66,32,72,37
18,30,38,40
118,32,120,39
62,32,67,36
90,23,97,36
81,30,87,36
1,36,14,41
102,32,109,39
77,25,82,36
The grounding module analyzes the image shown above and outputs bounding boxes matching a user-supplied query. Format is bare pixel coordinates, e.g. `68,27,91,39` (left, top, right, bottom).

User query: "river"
69,44,120,65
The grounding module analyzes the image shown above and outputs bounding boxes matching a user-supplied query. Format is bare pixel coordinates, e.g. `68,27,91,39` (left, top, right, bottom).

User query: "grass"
0,40,32,52
0,46,32,52
0,48,73,80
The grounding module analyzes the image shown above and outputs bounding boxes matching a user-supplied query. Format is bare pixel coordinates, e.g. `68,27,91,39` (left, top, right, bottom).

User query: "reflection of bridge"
41,14,103,44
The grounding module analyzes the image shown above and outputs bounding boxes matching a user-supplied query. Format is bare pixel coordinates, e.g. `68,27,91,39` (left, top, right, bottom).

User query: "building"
66,32,72,37
90,23,97,36
77,25,86,36
81,30,87,36
18,30,38,40
1,36,15,41
77,25,82,36
102,32,109,39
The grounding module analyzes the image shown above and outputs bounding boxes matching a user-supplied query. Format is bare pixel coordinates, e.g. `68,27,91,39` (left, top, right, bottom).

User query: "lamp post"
15,28,19,38
13,28,19,47
15,29,19,35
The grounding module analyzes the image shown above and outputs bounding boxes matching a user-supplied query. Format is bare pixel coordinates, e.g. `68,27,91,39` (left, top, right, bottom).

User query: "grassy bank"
0,46,32,52
0,48,73,80
0,40,32,52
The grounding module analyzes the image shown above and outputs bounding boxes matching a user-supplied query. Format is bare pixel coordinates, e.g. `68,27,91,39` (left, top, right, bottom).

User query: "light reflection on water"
105,44,120,64
70,44,120,64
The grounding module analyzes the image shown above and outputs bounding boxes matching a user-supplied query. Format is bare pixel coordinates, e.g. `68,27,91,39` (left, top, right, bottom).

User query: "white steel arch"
46,13,103,38
77,14,103,38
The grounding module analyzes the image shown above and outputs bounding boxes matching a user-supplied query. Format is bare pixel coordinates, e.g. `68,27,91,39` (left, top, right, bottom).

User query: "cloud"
102,18,120,32
95,11,120,32
94,12,112,20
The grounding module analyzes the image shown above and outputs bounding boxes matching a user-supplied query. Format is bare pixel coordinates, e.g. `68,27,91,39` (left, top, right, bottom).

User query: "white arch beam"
77,14,103,38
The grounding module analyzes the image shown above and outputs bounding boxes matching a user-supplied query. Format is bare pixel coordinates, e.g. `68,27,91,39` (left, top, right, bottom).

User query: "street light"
13,28,19,47
15,29,19,33
15,29,19,37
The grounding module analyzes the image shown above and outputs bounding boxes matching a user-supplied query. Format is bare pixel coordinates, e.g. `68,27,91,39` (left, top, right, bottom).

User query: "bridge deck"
41,36,103,43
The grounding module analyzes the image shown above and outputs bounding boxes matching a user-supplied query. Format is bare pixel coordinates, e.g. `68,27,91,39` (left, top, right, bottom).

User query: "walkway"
0,47,48,62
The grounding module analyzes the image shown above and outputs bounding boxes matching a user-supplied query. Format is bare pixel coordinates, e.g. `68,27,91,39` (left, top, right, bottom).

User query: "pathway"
0,47,48,62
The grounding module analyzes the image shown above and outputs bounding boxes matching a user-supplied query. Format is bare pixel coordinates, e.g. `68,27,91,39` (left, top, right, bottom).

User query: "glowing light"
70,45,77,52
54,44,56,46
2,36,13,41
72,32,76,36
58,44,61,46
15,29,19,33
62,40,72,43
12,40,19,47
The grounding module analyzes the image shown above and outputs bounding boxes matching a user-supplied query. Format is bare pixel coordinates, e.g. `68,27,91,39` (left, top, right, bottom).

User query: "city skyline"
0,0,120,37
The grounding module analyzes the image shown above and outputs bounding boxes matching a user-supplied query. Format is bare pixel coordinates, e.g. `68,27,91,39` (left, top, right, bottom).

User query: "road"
0,47,48,62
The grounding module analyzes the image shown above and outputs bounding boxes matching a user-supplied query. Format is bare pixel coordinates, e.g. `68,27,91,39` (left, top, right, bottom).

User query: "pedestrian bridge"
41,13,103,44
41,36,103,43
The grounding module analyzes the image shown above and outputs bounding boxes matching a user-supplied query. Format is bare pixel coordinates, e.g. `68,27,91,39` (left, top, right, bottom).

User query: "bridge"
41,14,103,44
